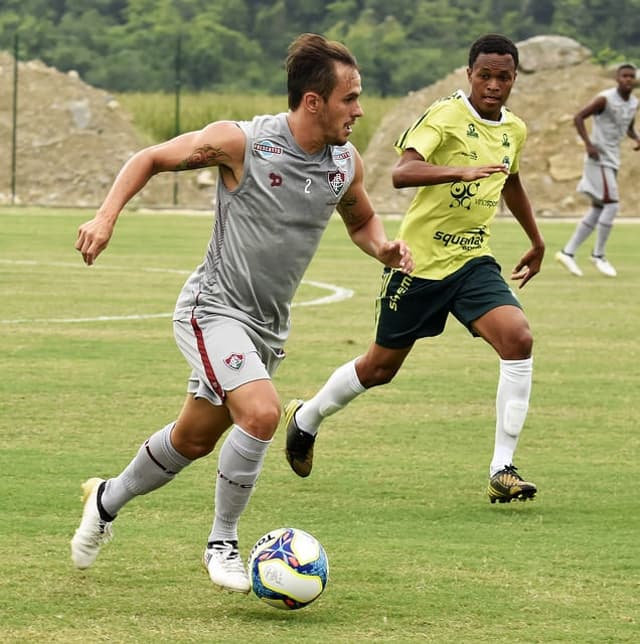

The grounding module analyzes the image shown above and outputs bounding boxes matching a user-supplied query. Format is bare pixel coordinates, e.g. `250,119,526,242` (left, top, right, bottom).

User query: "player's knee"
235,400,281,439
503,327,533,359
359,364,399,388
172,430,217,460
516,327,533,357
600,201,619,225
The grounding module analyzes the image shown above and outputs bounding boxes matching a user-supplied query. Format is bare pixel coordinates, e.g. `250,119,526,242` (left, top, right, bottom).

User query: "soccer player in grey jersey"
71,33,413,593
556,63,640,277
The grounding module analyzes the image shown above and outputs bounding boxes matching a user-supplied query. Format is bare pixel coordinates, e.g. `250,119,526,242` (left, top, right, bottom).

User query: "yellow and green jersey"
394,89,527,280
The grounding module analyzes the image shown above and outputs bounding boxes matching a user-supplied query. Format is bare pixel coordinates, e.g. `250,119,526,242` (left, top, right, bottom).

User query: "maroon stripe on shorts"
600,166,611,202
190,313,225,401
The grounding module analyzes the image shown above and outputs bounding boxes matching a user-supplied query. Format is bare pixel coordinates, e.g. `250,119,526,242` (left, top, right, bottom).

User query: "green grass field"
1,208,639,643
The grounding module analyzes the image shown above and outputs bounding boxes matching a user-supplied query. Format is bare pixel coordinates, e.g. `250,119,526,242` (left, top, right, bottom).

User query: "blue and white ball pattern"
248,527,329,610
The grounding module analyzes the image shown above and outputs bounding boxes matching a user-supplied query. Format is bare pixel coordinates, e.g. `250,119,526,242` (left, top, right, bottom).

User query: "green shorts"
375,256,522,349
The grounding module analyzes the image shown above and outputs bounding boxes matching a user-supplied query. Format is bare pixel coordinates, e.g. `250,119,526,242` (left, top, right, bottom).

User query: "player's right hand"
459,164,509,181
586,143,600,160
75,217,114,265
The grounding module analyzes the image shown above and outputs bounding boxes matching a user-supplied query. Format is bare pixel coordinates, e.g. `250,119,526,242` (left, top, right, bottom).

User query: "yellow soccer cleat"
488,465,537,504
284,399,315,478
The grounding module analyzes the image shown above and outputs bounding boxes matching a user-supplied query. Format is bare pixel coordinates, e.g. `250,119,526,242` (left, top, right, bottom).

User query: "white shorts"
173,314,285,406
577,159,619,203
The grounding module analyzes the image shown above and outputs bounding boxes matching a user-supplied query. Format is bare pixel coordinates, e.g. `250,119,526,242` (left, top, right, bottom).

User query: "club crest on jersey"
327,169,346,196
223,353,245,370
253,140,283,159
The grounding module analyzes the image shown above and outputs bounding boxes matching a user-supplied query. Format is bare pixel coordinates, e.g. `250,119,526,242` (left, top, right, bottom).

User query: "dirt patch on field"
1,49,639,216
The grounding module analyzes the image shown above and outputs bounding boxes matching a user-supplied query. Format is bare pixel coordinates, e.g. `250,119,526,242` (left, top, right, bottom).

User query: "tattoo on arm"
175,145,230,170
338,194,359,226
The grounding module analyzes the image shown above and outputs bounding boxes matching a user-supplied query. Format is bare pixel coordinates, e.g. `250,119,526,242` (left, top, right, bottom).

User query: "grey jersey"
175,112,357,347
590,87,638,169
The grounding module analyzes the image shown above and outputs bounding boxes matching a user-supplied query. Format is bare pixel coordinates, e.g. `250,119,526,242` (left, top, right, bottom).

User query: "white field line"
0,260,354,324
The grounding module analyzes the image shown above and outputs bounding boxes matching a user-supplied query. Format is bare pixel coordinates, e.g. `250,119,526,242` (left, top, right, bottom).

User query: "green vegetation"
2,1,640,95
1,207,639,642
117,91,399,150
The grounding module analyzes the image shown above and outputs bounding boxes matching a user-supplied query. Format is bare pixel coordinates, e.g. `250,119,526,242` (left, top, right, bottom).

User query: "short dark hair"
286,33,359,110
617,62,637,73
468,33,519,69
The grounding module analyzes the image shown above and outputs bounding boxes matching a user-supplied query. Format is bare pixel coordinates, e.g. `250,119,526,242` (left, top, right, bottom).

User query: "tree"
2,0,640,95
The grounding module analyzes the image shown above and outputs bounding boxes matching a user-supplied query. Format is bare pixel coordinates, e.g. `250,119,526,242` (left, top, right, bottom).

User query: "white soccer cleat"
555,250,583,276
70,477,113,569
590,254,617,277
203,540,250,593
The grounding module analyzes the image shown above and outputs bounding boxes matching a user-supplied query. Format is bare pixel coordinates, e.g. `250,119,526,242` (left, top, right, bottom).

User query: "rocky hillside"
1,36,639,216
0,52,214,209
364,36,640,217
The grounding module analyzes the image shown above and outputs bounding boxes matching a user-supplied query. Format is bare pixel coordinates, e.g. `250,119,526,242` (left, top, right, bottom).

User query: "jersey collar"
456,89,506,125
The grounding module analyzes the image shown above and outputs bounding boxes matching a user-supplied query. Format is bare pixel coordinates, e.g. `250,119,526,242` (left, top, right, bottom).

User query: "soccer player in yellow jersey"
284,34,546,504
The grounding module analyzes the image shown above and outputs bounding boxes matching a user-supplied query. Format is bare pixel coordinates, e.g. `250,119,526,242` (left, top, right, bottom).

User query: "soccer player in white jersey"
70,33,413,593
556,63,640,278
285,34,545,504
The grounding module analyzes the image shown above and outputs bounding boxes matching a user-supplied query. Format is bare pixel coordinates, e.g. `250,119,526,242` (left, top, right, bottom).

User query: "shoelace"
211,542,243,563
88,520,113,546
224,555,246,573
501,465,523,480
213,549,245,574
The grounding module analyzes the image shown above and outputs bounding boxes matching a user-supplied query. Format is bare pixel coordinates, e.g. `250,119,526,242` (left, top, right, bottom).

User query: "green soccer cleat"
284,399,315,478
488,465,537,504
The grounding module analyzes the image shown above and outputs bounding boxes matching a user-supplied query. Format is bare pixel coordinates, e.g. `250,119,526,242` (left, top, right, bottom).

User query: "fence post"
173,34,182,207
11,33,19,205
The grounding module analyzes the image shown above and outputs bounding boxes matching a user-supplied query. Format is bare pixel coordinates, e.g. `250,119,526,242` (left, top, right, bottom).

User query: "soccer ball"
248,527,329,610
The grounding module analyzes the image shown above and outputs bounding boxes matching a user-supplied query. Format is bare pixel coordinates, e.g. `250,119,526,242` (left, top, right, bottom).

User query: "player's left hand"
379,240,414,274
511,245,544,288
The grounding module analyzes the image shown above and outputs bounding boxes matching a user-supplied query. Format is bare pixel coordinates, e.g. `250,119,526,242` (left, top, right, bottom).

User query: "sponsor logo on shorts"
389,274,414,311
223,353,245,370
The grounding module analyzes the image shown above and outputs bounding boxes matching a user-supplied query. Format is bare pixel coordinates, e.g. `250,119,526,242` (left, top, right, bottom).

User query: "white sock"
594,202,618,257
564,205,602,255
490,358,533,476
102,422,192,518
295,358,366,436
209,425,271,544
